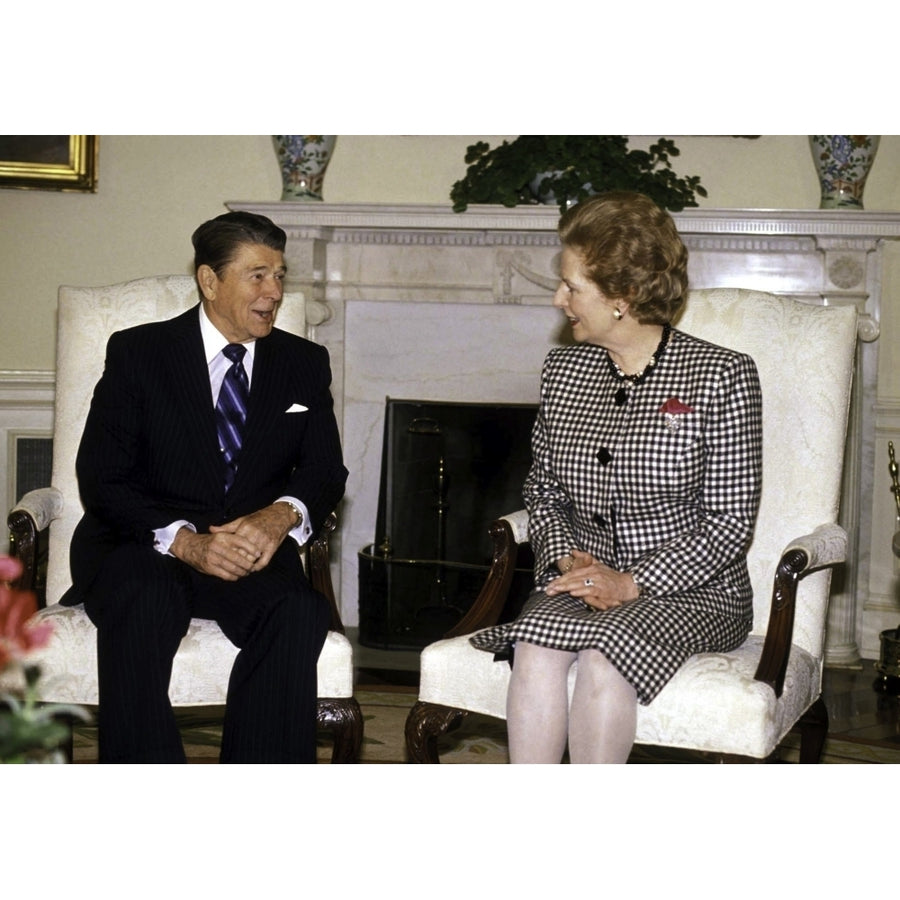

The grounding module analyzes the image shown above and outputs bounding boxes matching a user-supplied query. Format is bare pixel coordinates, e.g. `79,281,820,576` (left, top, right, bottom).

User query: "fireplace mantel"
229,202,897,339
230,201,900,663
230,201,900,238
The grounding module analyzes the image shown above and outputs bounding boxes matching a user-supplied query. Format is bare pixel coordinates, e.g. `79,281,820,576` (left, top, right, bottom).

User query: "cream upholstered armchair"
5,275,362,762
405,288,858,763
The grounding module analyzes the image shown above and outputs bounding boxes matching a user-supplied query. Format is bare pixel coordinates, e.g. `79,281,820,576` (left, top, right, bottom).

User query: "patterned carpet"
71,685,900,764
71,688,511,764
335,688,510,764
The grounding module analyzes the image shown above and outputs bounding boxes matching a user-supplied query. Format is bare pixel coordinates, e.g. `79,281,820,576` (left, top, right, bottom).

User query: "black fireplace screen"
358,398,537,649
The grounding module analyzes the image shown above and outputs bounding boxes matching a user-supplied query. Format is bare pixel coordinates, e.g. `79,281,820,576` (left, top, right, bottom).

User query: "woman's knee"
576,649,635,696
512,641,576,678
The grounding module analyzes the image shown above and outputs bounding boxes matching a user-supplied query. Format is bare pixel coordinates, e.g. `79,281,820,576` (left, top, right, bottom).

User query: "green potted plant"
450,135,707,213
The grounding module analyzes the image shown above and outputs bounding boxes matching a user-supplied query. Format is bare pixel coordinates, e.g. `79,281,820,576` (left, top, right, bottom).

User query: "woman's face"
553,246,621,345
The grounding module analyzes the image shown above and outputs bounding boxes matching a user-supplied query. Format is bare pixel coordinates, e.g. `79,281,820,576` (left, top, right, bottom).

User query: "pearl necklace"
609,324,671,405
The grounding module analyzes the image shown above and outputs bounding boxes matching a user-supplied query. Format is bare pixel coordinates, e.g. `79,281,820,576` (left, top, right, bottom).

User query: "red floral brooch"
659,397,694,431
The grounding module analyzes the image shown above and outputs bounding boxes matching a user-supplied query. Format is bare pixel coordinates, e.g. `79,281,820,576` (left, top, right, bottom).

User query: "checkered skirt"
471,588,751,704
470,330,762,704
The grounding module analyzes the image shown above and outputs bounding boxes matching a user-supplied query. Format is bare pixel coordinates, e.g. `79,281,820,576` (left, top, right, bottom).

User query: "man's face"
199,242,286,343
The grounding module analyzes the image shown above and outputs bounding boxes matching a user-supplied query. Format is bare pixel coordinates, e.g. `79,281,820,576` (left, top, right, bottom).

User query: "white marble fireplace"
229,201,900,665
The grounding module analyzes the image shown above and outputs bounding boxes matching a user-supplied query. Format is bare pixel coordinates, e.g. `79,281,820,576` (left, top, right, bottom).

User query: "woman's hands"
547,549,639,610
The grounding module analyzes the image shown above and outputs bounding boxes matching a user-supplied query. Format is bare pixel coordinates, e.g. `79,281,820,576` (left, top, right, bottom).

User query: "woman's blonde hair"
558,191,689,324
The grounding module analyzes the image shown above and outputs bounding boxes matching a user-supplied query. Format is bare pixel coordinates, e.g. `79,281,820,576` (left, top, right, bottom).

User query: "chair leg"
717,696,828,764
404,700,468,763
717,753,767,764
61,724,75,763
316,697,364,763
796,695,829,764
46,707,79,763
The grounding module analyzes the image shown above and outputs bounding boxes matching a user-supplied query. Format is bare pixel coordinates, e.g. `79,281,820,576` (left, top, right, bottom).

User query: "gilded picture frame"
0,136,98,192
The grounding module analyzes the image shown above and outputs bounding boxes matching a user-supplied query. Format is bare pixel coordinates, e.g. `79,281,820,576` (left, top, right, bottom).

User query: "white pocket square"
285,403,308,413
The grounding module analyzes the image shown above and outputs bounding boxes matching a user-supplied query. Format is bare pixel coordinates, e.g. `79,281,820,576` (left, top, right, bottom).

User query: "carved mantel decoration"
229,201,900,665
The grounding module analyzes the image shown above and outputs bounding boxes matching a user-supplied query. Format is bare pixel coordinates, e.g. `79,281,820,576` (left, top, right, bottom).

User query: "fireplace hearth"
358,399,536,649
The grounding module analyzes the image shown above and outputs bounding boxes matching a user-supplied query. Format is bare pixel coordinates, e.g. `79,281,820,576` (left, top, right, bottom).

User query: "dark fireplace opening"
358,398,537,650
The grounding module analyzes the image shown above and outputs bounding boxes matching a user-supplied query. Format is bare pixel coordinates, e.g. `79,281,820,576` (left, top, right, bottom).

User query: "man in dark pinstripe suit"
65,212,348,763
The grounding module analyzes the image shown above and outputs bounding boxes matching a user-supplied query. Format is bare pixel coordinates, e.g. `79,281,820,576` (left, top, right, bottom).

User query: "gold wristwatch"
278,500,303,527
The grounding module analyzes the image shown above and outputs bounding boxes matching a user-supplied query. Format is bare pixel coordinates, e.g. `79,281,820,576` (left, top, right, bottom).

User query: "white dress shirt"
152,306,312,555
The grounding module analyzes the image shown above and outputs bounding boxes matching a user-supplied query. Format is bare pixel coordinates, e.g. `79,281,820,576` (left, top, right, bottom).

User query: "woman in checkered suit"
471,192,763,763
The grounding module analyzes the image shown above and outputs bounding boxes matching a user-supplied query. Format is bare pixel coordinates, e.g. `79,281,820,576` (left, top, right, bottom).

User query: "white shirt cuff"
154,520,195,556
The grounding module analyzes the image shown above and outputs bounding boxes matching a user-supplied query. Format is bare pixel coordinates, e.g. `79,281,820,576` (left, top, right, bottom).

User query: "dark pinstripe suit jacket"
63,304,348,604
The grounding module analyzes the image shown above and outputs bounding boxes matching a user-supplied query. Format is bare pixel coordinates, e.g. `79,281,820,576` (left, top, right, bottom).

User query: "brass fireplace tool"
407,416,462,631
891,441,900,556
874,441,900,693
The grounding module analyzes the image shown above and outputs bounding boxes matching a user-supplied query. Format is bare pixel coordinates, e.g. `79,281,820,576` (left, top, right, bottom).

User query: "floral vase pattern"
272,135,336,201
809,135,880,209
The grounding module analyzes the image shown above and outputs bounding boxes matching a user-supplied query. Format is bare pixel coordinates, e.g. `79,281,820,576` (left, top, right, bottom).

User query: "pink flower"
1,553,79,763
0,554,51,668
659,397,694,415
0,554,23,583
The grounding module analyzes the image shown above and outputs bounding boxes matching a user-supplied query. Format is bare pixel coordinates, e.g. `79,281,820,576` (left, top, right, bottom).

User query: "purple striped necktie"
215,343,249,492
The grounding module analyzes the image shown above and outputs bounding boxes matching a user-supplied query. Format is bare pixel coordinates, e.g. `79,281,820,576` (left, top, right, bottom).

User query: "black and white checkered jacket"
525,327,763,619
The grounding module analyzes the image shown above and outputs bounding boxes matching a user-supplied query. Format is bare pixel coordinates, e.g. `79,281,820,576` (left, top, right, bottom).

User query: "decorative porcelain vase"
809,135,880,209
272,135,336,201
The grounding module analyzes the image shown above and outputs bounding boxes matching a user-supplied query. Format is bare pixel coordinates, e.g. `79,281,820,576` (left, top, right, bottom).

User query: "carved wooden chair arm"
753,523,847,697
443,512,526,639
307,511,344,633
12,486,64,532
8,487,63,594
